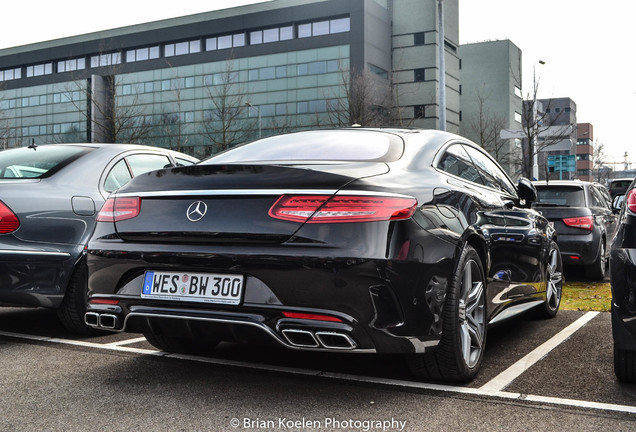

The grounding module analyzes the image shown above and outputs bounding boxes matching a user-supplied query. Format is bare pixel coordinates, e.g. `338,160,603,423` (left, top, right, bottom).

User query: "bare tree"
326,65,393,127
469,89,519,177
518,82,574,179
152,77,191,152
593,139,611,184
202,61,251,155
64,56,153,143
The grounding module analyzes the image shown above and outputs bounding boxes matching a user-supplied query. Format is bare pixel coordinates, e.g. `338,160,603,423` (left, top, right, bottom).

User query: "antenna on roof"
28,138,37,150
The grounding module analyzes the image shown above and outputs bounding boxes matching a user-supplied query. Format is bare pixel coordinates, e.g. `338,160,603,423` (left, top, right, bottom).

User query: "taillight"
268,195,417,223
627,189,636,213
0,201,19,234
89,298,120,305
96,197,141,222
562,216,593,231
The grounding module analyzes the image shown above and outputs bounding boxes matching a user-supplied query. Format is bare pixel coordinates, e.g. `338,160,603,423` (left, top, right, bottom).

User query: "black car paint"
609,178,636,381
86,129,557,366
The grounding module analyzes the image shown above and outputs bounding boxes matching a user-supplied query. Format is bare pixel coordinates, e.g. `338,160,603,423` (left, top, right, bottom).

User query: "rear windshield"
535,187,586,207
204,130,403,164
0,145,92,179
611,180,633,189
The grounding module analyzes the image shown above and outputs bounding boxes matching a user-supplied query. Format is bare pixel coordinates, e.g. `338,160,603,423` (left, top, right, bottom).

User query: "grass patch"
561,281,612,312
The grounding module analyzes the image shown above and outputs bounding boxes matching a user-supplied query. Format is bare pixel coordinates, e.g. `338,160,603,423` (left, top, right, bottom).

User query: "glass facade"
0,13,355,155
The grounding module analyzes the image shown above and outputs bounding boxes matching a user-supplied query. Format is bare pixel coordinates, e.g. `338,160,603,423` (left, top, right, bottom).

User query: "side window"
463,145,516,196
126,154,172,176
590,187,608,209
436,144,483,184
103,160,132,193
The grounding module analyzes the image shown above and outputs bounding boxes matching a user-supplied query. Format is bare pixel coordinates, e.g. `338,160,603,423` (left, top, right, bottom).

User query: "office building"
0,0,460,157
459,40,523,178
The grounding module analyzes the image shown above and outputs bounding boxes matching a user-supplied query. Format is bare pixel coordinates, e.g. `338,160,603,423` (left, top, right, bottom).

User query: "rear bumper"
557,232,599,265
86,241,457,354
610,248,636,351
0,247,81,308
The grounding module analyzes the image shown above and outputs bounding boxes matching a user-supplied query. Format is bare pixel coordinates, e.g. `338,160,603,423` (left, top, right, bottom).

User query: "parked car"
0,143,197,334
532,180,616,280
610,178,636,382
609,178,635,199
85,128,562,382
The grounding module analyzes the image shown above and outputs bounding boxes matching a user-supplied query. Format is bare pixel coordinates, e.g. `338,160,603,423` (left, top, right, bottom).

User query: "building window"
368,64,388,79
414,68,425,82
21,95,47,107
165,40,201,57
514,86,522,98
514,112,522,124
0,67,21,81
26,63,53,77
280,26,293,40
330,17,350,33
206,37,218,51
414,105,434,119
58,58,86,72
126,46,160,62
414,32,425,46
298,17,350,38
263,28,279,43
90,53,121,68
444,40,457,53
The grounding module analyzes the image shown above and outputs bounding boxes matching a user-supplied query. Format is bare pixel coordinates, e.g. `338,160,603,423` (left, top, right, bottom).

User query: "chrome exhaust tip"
281,329,319,348
98,314,119,329
84,312,99,327
315,331,357,350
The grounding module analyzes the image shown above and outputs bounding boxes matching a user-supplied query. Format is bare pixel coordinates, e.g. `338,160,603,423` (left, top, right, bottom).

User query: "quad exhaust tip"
281,328,356,350
84,312,119,330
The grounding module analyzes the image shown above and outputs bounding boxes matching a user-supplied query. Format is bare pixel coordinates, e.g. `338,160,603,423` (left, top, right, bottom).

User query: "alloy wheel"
458,259,486,369
546,247,563,310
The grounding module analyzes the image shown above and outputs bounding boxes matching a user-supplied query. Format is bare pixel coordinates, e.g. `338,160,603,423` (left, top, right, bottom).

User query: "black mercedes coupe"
85,129,562,382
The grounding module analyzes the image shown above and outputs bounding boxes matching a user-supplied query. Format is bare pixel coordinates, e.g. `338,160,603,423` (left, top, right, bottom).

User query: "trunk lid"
112,163,388,244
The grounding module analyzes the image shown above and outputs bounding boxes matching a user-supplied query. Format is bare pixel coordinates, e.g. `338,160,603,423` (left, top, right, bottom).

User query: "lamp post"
245,102,261,138
438,0,446,131
531,60,545,180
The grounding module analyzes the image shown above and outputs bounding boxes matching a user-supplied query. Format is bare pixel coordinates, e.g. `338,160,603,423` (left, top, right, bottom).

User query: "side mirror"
517,177,537,204
612,194,625,213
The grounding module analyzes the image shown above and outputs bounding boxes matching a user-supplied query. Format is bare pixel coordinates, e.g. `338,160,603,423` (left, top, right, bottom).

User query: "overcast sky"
1,0,632,164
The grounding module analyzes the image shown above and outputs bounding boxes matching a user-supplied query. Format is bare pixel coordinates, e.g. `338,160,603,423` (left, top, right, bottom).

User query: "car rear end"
610,179,636,381
0,145,96,308
86,131,455,354
533,183,600,267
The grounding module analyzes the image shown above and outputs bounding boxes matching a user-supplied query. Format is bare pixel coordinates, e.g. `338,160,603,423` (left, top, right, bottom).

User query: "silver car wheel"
458,259,486,369
546,246,563,310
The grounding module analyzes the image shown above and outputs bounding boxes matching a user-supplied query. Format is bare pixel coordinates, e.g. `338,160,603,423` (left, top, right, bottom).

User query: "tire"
57,260,108,336
614,346,636,383
536,241,563,319
144,330,220,355
585,239,606,280
407,245,487,382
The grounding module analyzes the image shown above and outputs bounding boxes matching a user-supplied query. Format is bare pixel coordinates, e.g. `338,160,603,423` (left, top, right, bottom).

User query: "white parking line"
1,316,635,417
480,311,600,392
104,336,148,347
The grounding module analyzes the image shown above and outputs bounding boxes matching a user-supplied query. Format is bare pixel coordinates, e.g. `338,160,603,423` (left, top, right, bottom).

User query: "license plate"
142,271,243,305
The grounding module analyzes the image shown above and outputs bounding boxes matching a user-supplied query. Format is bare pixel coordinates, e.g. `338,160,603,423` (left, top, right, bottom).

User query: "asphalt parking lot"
0,306,635,431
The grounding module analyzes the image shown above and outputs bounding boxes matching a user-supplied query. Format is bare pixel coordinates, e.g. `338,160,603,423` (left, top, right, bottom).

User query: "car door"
433,143,511,311
462,145,549,301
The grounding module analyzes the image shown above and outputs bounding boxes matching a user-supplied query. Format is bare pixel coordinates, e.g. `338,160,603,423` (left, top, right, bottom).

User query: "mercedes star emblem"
186,201,208,222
